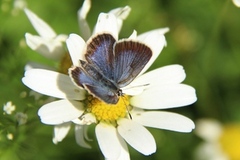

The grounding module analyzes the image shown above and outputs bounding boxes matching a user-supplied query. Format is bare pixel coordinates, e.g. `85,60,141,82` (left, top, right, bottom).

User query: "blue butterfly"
69,33,152,104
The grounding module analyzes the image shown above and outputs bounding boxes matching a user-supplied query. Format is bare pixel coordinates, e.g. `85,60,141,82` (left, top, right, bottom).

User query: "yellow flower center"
87,96,130,122
219,124,240,159
59,52,72,74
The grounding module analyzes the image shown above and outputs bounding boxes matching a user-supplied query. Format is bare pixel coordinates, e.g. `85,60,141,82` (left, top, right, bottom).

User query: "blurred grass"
1,0,240,159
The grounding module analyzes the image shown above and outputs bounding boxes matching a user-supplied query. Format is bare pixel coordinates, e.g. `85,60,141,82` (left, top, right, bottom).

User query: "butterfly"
69,33,152,104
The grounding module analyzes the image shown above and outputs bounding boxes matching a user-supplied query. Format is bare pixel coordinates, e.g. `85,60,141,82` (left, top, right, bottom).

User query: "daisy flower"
23,0,131,146
24,8,68,61
195,119,240,160
3,101,16,115
22,2,197,160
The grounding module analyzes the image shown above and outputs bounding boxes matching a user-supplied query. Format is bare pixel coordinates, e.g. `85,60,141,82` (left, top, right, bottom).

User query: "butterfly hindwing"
113,40,152,87
69,60,119,104
83,84,119,104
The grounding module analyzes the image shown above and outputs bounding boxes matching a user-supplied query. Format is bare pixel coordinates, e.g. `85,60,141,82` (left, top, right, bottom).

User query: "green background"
1,0,240,159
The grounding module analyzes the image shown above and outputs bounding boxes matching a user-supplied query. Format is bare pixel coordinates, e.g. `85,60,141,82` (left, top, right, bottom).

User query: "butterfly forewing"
85,34,116,80
69,33,152,104
113,41,152,87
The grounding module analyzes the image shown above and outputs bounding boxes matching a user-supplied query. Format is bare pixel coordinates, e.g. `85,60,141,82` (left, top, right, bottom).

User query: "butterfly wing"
69,60,119,104
113,40,152,87
69,33,152,104
85,33,116,80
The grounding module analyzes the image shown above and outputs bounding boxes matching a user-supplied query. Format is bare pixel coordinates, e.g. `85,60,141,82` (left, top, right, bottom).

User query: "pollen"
87,96,130,122
219,124,240,159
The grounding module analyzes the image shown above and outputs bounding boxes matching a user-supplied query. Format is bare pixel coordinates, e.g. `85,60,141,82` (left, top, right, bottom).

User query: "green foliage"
1,0,240,159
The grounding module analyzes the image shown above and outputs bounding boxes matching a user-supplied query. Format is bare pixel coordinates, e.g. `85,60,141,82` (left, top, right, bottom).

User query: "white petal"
24,8,56,38
137,64,185,84
109,6,131,21
25,33,66,60
82,125,92,142
122,85,147,96
130,84,197,109
116,136,130,160
233,0,240,7
75,125,91,148
66,34,86,66
72,113,96,125
109,6,131,33
137,28,169,74
93,13,119,40
194,143,229,160
138,28,169,40
132,110,195,132
22,69,86,100
95,122,122,160
38,100,84,125
128,30,137,40
55,34,68,42
78,0,91,40
52,122,71,144
117,118,156,155
123,65,186,95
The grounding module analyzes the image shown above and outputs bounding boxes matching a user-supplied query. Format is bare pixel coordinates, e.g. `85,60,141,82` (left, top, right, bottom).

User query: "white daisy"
195,119,240,160
3,101,16,115
23,0,132,146
22,1,196,160
24,8,67,61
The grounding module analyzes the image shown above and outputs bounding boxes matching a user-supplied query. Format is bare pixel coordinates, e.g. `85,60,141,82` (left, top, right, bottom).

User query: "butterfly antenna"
122,94,132,120
125,83,150,90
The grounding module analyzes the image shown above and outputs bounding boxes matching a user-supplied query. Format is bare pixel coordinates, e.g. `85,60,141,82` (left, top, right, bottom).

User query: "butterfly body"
69,33,152,104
